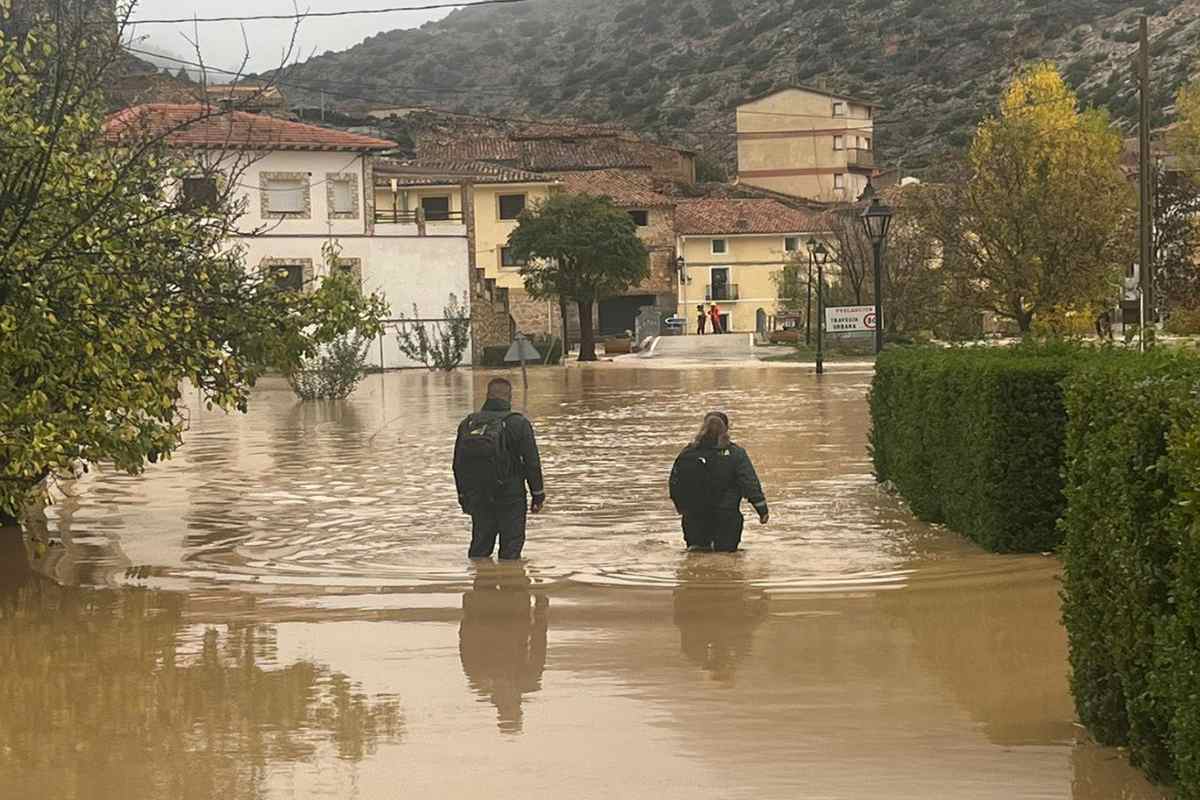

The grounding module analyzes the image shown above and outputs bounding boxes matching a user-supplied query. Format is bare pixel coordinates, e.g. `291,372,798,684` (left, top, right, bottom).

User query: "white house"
103,104,473,369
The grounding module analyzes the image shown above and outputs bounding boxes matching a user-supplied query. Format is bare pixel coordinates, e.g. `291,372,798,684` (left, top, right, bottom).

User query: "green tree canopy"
508,193,649,361
0,5,385,521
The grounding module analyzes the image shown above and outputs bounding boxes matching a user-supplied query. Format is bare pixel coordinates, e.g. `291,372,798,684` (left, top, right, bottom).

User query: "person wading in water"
453,378,546,560
669,412,768,552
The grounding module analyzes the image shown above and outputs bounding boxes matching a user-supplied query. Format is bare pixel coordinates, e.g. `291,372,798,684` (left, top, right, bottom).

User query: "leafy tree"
508,194,649,362
1152,166,1200,316
0,5,385,523
911,63,1133,332
394,297,472,371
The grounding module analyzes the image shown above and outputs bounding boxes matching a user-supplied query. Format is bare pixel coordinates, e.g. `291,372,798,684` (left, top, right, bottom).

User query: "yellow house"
675,199,828,334
372,159,561,337
736,85,878,203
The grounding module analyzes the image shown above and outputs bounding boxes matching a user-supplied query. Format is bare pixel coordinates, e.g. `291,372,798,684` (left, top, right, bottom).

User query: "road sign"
825,306,878,333
504,335,541,363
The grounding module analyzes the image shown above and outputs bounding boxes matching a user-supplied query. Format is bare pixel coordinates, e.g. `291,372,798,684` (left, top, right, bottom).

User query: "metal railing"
374,209,418,224
373,209,466,224
845,148,875,169
706,284,739,301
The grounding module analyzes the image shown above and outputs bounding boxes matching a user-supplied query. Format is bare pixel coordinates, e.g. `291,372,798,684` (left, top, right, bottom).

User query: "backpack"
672,446,732,514
458,412,518,502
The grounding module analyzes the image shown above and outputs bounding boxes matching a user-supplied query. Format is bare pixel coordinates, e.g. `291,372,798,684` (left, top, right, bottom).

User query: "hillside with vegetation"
273,0,1200,173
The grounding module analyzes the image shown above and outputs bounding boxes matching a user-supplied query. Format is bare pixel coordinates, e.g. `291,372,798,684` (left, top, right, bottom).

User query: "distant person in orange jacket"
709,303,723,334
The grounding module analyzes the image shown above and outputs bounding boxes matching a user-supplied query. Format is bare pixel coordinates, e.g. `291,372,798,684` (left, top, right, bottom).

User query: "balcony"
374,208,467,236
374,209,465,224
845,148,875,170
706,284,739,302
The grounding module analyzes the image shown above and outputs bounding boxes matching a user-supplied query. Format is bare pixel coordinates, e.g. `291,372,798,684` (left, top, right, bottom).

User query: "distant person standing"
454,378,546,560
696,304,708,335
669,412,768,552
709,303,723,334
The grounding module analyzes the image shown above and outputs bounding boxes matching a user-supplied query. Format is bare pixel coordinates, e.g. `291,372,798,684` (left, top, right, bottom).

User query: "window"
862,137,872,151
498,193,526,220
263,176,307,214
834,173,846,191
421,195,451,221
629,209,649,227
333,259,362,289
711,238,727,255
784,237,800,252
500,246,526,268
273,264,305,293
832,101,846,117
833,135,845,151
330,178,355,215
181,176,218,212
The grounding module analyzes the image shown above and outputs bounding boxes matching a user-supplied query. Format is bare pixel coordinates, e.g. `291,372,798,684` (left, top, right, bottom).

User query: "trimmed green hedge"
869,346,1077,553
1061,351,1200,791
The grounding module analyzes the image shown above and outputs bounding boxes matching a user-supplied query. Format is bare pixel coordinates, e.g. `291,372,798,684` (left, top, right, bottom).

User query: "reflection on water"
673,554,766,683
0,369,1172,799
459,563,548,733
0,565,401,800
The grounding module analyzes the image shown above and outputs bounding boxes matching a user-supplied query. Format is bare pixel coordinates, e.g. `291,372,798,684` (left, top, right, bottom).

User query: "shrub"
1165,307,1200,336
1060,351,1200,786
395,298,471,371
869,346,1079,552
286,333,372,400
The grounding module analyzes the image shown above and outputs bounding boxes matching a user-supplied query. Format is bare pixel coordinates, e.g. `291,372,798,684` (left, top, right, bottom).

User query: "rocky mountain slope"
272,0,1200,173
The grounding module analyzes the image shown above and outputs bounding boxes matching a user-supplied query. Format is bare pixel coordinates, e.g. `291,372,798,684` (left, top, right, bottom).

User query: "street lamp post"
861,194,894,355
809,239,831,375
805,236,817,346
676,255,687,336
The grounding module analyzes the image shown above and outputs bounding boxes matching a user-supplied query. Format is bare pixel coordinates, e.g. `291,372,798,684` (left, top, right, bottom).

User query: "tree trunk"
0,524,31,591
558,296,570,355
1017,310,1034,333
577,300,597,361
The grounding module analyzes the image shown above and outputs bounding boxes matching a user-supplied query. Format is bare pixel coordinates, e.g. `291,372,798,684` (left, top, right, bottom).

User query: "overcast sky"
127,1,454,76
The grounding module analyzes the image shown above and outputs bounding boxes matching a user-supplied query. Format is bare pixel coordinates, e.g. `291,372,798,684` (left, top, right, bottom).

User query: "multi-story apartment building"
675,199,828,334
104,104,473,369
736,86,878,203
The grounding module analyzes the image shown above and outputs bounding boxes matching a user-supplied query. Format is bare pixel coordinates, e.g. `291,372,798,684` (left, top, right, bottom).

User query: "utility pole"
1138,15,1154,350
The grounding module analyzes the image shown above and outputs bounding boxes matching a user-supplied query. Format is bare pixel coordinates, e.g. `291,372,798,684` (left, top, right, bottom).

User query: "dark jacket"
669,439,768,517
453,398,545,507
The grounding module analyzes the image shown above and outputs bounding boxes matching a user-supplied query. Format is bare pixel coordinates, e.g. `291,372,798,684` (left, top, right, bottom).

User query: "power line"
127,0,529,25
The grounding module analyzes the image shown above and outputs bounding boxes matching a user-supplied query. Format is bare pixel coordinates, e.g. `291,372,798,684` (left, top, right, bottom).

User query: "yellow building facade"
675,199,829,334
736,86,877,203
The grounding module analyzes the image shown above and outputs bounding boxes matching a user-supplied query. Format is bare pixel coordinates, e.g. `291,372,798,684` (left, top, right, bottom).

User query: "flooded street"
0,367,1166,799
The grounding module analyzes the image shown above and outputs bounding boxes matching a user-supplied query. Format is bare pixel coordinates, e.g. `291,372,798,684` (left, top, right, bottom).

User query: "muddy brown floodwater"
0,367,1169,800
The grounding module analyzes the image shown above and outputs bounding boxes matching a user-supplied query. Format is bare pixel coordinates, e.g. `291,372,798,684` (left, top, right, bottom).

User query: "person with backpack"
453,378,546,560
669,412,768,552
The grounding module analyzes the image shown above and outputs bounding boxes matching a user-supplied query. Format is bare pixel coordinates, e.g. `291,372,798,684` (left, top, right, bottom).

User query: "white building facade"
105,104,473,369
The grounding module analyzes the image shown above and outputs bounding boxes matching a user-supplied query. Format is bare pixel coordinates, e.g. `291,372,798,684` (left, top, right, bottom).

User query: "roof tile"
373,158,553,186
675,199,824,235
555,169,675,207
104,104,396,151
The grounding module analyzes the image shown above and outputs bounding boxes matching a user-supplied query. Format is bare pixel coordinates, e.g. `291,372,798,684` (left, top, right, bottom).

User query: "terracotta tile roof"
520,138,658,171
373,158,553,186
675,199,825,235
418,137,522,162
555,169,675,208
104,104,396,151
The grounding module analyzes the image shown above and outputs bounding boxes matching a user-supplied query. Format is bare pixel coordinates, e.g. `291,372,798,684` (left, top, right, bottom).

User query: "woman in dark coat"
669,412,769,552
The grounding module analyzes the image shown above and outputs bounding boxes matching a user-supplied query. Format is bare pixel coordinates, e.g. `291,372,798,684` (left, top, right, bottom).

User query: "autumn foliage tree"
0,4,384,523
912,63,1133,332
508,193,649,361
